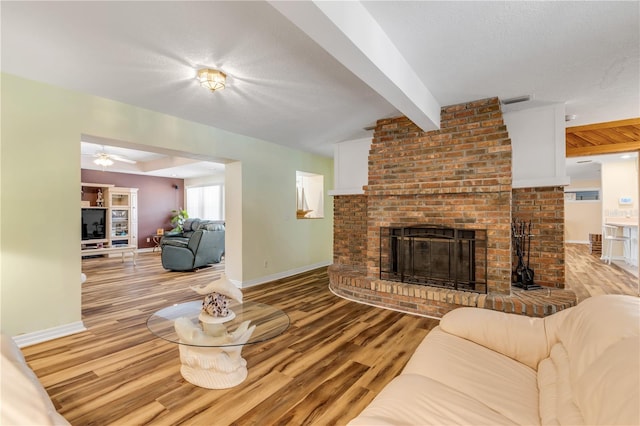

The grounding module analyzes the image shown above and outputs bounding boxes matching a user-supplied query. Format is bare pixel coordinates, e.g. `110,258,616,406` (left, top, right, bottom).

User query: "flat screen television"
82,208,106,240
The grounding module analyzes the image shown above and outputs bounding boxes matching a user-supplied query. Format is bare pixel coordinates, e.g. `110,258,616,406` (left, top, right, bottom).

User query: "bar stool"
601,225,631,265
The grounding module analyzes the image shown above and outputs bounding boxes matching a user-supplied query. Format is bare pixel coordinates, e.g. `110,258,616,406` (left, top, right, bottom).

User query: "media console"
81,245,138,265
81,183,138,262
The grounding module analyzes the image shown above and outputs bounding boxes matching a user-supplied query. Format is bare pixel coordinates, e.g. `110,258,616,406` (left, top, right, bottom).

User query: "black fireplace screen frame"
380,225,488,293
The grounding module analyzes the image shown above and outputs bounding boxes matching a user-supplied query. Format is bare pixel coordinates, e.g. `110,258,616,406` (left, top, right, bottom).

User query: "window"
186,184,225,220
296,171,324,219
565,189,600,201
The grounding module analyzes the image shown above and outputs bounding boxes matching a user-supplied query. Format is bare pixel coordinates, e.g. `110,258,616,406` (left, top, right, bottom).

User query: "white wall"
329,137,371,195
602,159,639,219
1,74,333,339
184,173,225,187
503,103,570,188
225,162,242,283
564,179,602,243
602,159,639,261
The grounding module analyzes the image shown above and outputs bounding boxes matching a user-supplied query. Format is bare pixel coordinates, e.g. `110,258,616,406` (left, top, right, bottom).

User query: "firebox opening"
380,225,487,293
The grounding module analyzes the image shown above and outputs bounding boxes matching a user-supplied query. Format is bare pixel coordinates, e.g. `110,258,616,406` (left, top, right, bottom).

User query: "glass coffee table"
147,300,289,389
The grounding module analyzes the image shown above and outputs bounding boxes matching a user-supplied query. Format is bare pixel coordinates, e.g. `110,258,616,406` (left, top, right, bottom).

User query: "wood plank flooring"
565,243,639,301
21,244,638,425
24,255,437,425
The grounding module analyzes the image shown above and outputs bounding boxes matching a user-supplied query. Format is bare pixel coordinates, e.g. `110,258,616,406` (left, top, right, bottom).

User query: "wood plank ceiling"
566,118,640,157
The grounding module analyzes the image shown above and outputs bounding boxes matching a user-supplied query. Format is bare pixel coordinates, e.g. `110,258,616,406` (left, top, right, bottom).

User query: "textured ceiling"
2,1,638,163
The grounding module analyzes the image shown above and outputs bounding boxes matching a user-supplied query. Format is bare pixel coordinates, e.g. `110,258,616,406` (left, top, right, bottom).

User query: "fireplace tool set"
511,220,541,290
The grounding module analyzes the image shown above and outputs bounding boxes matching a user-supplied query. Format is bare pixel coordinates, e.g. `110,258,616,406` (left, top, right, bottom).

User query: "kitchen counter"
605,218,639,227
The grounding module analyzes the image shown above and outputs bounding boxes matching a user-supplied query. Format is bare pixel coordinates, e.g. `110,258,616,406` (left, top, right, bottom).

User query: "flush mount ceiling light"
197,68,226,92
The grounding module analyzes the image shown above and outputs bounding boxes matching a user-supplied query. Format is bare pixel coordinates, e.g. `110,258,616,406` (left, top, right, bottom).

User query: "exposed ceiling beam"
269,0,441,132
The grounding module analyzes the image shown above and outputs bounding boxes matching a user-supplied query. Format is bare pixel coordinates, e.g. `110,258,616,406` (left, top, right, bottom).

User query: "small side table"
152,234,163,252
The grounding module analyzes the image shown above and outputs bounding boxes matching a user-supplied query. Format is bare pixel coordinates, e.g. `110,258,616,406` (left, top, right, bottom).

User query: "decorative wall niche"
296,171,324,219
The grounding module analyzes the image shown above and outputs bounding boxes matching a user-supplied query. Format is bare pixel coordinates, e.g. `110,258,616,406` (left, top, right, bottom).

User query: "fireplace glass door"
381,225,487,293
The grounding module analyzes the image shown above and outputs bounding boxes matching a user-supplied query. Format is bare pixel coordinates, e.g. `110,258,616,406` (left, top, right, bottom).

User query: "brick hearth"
330,97,576,317
329,264,576,318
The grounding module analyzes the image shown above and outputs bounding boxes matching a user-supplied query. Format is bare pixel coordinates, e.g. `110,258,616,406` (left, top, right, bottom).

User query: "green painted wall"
1,73,333,337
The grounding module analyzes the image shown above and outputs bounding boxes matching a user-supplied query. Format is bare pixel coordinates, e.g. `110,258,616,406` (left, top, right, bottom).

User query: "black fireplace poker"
511,219,541,290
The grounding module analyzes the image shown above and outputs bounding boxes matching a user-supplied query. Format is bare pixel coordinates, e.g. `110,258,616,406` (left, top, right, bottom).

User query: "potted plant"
170,208,189,232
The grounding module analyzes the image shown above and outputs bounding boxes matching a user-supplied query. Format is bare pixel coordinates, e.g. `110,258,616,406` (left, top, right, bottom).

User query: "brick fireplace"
329,97,576,317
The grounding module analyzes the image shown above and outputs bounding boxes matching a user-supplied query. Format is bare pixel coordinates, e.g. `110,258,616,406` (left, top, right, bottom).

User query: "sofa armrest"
162,230,183,238
161,244,196,270
439,307,550,369
187,230,204,253
1,334,70,425
160,232,184,244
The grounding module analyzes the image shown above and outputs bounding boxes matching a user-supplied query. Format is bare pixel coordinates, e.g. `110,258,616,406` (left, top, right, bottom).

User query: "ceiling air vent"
501,95,531,105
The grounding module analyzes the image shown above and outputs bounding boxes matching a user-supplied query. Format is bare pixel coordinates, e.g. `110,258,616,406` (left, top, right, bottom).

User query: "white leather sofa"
349,294,639,425
1,333,70,425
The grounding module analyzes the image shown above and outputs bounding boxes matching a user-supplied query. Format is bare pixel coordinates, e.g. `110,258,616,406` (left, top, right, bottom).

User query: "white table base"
178,342,248,389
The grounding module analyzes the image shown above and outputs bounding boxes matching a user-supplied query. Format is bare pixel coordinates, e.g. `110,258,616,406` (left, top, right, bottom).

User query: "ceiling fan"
92,151,137,167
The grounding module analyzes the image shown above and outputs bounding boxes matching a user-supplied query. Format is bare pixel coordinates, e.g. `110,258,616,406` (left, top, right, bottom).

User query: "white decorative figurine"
96,189,104,207
174,274,255,389
190,273,244,323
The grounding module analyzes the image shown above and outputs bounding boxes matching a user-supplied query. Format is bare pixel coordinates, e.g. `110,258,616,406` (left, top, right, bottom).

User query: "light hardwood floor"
21,244,638,425
565,243,639,301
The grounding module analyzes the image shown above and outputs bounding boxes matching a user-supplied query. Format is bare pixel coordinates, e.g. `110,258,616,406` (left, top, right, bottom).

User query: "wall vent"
501,95,531,105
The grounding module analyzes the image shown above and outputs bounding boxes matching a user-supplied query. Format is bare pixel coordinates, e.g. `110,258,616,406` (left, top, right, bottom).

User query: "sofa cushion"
403,326,540,425
348,373,517,425
198,221,224,232
161,238,189,248
182,218,198,232
574,335,640,425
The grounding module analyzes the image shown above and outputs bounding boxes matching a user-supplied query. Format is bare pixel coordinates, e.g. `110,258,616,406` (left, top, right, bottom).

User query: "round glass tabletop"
147,300,290,347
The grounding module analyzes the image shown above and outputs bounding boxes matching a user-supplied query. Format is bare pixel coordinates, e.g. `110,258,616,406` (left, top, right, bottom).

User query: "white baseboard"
240,261,331,288
13,321,87,348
